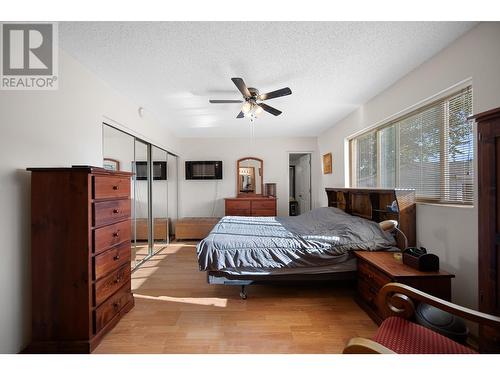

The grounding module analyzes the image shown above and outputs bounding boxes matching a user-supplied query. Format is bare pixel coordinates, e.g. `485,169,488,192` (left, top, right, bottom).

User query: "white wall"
0,49,179,353
317,22,500,310
178,137,319,218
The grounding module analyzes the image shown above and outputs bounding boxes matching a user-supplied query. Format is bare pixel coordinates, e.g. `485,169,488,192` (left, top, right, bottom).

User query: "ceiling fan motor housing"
247,87,260,99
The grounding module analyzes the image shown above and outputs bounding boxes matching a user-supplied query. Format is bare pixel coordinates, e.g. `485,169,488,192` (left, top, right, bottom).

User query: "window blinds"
355,131,377,187
397,103,443,201
352,86,473,205
444,87,473,204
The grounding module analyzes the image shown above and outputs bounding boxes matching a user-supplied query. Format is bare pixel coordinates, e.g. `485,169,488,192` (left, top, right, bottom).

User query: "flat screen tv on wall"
133,161,167,180
185,161,223,180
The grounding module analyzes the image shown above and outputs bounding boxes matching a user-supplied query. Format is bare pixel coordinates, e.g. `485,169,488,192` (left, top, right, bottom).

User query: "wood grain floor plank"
94,242,377,353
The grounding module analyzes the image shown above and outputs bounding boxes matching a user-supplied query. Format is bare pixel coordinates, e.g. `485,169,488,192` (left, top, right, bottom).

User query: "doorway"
288,153,312,216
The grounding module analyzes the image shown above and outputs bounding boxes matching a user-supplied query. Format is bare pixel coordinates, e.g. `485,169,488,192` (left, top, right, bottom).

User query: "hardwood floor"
94,242,378,354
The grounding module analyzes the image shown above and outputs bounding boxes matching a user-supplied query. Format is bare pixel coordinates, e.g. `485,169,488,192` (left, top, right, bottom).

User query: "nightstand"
354,251,455,325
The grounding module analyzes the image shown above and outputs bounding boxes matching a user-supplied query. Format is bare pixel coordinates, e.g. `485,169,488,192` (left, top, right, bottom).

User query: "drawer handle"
112,231,119,237
114,278,121,284
113,302,120,310
113,209,119,214
112,185,119,190
113,255,120,261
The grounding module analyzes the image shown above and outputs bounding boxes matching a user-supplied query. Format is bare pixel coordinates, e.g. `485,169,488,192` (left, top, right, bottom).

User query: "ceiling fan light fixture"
241,102,252,114
243,103,261,120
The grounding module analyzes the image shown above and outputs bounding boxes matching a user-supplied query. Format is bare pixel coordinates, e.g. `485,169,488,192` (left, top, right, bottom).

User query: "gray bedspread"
196,207,396,272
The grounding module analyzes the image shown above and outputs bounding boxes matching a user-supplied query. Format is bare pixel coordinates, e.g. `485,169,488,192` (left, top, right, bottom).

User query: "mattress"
196,207,396,272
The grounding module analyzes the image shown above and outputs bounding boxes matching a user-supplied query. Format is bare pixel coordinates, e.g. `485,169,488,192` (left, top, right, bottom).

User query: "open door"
289,153,312,216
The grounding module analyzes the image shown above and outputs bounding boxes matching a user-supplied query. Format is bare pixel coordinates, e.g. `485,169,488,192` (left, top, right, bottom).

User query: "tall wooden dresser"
26,166,134,353
473,107,500,353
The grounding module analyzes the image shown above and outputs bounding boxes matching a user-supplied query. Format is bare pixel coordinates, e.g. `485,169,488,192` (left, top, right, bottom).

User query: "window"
350,86,473,205
356,131,377,187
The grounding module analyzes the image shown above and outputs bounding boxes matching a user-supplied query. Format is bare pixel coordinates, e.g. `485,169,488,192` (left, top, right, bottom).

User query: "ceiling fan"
209,77,292,120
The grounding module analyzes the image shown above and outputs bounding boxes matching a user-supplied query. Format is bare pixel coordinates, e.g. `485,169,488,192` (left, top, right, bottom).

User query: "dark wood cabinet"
473,107,500,352
354,251,454,325
25,166,134,353
225,197,277,216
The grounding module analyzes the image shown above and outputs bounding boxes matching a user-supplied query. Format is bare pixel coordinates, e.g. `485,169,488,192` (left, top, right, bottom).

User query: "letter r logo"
2,24,53,75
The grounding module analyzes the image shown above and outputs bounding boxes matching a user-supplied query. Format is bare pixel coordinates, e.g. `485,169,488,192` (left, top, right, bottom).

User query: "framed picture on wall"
103,158,120,171
323,153,332,174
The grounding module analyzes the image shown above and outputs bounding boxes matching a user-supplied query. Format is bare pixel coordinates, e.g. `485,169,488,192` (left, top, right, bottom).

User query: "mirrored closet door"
167,152,178,240
152,146,169,251
133,139,151,268
102,123,178,270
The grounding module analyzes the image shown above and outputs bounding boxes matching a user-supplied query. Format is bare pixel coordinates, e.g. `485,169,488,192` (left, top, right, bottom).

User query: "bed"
196,188,416,298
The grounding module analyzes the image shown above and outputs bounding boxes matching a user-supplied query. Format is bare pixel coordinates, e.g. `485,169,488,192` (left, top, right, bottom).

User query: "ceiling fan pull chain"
250,122,255,150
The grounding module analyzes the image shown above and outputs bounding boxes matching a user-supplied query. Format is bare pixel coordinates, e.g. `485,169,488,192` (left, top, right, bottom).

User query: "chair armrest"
343,337,396,354
376,282,500,328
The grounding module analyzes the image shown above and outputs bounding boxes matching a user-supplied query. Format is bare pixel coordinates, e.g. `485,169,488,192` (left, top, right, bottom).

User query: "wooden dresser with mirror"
225,157,277,216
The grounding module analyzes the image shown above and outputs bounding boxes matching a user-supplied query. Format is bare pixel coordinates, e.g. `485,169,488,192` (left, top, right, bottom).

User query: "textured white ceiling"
60,22,476,138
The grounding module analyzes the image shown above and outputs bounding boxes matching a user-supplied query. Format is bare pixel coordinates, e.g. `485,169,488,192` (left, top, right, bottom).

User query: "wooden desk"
354,251,455,325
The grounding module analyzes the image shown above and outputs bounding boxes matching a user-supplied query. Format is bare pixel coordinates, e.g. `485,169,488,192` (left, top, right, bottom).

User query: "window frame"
349,86,473,206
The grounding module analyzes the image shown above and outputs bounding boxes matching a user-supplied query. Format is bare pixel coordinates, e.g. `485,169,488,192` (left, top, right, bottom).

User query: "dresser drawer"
93,220,131,254
251,199,276,216
93,199,131,227
94,284,132,334
94,264,131,306
251,199,275,210
94,242,131,281
251,209,276,216
225,200,251,216
358,259,392,290
357,278,379,310
93,176,130,200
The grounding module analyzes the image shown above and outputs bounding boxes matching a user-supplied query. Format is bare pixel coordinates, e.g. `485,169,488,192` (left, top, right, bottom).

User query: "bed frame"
207,188,416,299
207,270,357,299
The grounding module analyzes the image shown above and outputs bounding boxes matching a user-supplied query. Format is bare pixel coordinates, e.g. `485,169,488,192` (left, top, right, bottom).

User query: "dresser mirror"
237,157,263,196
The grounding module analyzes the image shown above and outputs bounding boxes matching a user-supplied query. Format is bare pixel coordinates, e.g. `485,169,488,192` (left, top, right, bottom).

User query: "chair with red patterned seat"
343,283,500,354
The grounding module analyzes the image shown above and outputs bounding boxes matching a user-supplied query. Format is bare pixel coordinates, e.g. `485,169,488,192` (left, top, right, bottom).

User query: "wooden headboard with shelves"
325,187,416,249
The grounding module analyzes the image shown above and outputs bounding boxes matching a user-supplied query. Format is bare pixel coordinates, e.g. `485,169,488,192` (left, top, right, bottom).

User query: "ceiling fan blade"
258,103,282,116
231,77,251,98
258,87,292,101
236,111,245,118
209,99,243,103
